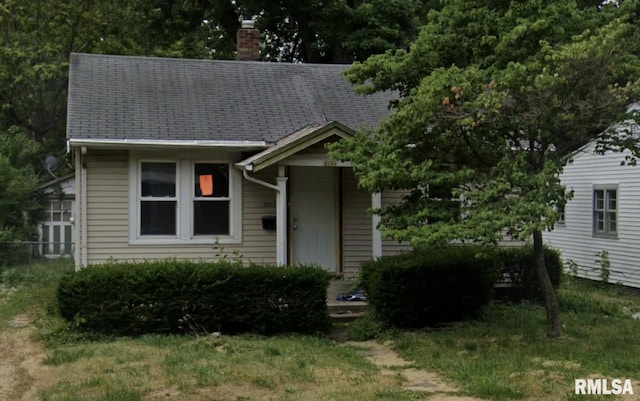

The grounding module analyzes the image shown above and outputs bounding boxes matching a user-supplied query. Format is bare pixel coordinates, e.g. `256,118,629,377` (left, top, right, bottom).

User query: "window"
193,163,230,235
140,162,177,235
131,157,241,244
556,201,566,225
41,199,74,255
593,187,617,236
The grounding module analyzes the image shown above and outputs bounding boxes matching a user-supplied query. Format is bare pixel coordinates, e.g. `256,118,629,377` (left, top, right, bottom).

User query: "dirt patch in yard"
0,315,56,401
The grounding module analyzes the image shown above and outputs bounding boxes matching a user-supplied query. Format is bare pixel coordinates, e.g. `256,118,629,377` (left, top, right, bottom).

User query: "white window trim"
592,184,618,238
40,198,75,256
129,157,242,245
138,160,180,240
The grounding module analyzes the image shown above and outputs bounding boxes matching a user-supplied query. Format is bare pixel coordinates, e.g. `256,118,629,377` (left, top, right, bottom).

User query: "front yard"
1,259,640,400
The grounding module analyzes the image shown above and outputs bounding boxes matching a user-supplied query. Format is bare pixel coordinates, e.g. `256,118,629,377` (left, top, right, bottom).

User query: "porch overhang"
235,121,354,172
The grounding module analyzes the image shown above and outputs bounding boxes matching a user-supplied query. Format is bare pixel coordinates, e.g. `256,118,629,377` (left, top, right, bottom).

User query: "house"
39,174,75,257
66,24,410,272
545,125,640,288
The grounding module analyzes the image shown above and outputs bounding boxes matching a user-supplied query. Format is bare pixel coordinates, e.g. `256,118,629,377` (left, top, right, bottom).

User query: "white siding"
545,143,640,287
83,150,276,266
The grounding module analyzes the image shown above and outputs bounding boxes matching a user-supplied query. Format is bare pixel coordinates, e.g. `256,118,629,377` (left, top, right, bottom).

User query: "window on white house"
140,162,177,235
133,158,239,243
593,187,617,236
193,163,230,235
41,199,74,255
556,201,566,225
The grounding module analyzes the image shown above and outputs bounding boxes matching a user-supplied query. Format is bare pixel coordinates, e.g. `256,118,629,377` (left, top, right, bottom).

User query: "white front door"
290,167,337,271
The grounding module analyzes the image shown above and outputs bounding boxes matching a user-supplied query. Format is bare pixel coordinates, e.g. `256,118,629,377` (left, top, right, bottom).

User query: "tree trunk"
533,230,563,338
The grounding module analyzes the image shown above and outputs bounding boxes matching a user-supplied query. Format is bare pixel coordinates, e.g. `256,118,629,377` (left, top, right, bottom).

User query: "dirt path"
0,315,55,401
346,340,484,401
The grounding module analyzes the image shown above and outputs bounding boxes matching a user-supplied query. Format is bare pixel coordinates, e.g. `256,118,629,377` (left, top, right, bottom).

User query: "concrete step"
328,301,368,323
330,311,367,323
327,280,368,323
327,301,368,315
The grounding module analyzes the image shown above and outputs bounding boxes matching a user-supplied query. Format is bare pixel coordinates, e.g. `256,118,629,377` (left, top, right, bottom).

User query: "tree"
331,0,640,338
236,0,425,62
0,127,44,241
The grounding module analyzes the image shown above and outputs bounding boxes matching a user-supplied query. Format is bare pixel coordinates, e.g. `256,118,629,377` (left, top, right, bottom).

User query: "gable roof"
67,53,396,148
236,121,353,172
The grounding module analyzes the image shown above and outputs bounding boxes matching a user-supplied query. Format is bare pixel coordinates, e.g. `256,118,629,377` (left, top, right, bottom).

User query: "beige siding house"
67,39,410,273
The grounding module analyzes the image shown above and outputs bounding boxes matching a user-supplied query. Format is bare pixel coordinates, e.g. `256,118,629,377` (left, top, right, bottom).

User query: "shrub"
496,246,562,302
57,260,332,336
360,246,499,328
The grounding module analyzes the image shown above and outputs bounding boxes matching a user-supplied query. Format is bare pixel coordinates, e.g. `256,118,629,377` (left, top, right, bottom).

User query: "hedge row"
496,245,562,302
57,260,332,336
360,246,499,328
360,245,562,328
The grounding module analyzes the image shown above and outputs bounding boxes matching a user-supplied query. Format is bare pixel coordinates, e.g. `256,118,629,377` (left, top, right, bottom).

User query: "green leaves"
337,0,640,248
0,128,44,241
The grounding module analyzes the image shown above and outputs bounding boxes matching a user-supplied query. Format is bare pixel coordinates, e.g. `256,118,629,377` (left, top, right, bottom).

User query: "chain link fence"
0,242,74,267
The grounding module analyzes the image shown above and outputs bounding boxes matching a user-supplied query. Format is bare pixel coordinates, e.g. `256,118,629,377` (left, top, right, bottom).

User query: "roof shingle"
67,53,396,144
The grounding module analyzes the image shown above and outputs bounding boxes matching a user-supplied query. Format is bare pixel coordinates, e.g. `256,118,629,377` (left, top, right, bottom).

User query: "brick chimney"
237,20,260,61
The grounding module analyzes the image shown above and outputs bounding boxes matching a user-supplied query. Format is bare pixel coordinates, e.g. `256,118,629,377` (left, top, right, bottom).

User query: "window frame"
40,198,74,255
592,185,618,238
555,201,566,226
191,161,232,237
129,155,242,245
139,160,179,238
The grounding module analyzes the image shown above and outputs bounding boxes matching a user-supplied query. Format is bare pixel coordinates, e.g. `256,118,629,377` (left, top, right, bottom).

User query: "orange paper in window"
199,174,213,196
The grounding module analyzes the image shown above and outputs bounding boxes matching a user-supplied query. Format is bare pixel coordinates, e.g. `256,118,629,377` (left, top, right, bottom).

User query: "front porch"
236,122,404,276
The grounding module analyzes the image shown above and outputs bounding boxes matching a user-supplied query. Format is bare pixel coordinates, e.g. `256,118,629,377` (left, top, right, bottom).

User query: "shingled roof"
67,53,395,146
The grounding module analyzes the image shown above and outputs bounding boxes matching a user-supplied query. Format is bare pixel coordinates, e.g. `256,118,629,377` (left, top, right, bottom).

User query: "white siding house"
40,175,76,257
545,141,640,288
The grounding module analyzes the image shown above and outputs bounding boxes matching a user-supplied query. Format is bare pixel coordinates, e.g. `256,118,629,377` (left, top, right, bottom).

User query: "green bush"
496,246,562,302
57,260,332,336
360,246,499,328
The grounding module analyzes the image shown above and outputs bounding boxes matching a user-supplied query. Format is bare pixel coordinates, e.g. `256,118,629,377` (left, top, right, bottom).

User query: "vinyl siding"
342,169,372,277
82,150,409,271
85,150,128,263
545,143,640,287
83,150,276,266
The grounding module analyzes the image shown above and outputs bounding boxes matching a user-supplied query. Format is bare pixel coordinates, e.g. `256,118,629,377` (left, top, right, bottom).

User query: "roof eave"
67,138,270,151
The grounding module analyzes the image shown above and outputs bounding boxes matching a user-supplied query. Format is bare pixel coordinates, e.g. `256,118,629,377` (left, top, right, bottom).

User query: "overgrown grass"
38,335,421,401
391,277,640,400
3,260,640,401
0,258,74,328
2,260,420,401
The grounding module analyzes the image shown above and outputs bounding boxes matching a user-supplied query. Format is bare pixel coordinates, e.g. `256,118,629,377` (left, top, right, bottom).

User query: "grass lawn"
1,259,640,400
391,278,640,400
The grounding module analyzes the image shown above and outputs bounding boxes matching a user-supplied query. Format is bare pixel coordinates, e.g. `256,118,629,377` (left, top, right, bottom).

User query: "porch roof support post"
276,167,288,266
372,192,382,258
